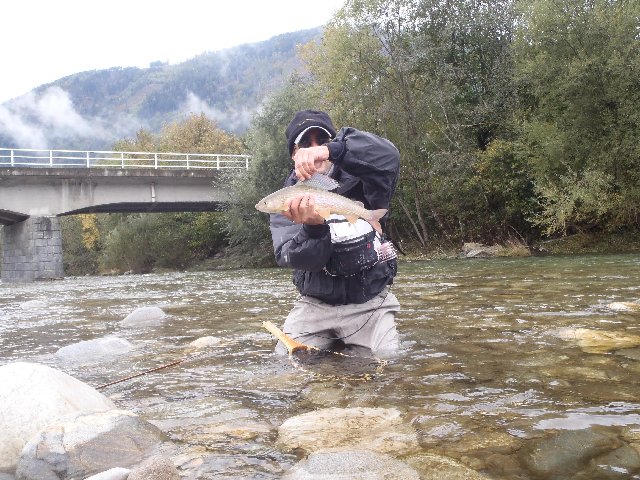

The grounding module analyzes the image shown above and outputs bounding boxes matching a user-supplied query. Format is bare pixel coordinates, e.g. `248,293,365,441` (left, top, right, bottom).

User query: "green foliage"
62,114,244,274
514,0,640,233
472,139,539,239
531,169,617,236
225,76,328,265
54,5,640,268
302,0,520,246
61,216,101,275
100,213,205,273
223,77,321,266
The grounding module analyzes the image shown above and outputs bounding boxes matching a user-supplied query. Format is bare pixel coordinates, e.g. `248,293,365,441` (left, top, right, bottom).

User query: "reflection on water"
1,254,640,478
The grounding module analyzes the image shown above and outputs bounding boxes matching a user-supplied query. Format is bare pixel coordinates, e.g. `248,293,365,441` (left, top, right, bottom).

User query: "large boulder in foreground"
15,410,165,480
0,362,116,472
277,407,419,456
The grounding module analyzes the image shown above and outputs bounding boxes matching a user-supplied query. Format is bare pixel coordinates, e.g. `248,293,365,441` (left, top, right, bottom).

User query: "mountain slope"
0,28,320,150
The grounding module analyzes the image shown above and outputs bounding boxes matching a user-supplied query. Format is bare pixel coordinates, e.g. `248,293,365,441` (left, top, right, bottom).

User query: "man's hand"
283,194,326,225
292,145,330,180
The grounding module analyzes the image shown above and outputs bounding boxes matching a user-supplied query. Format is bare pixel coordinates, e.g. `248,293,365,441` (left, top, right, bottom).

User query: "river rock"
519,427,623,478
15,410,164,480
277,407,419,456
282,450,420,479
119,306,166,327
85,467,131,480
187,336,221,349
607,301,640,313
406,453,490,480
461,242,501,258
19,300,46,310
127,455,180,480
55,336,134,362
586,445,640,479
557,328,640,353
0,362,116,472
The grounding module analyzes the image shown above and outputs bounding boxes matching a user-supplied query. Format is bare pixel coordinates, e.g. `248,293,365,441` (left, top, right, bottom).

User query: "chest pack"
323,216,395,277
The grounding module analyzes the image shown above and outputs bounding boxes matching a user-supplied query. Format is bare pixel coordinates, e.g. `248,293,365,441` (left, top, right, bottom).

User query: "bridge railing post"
11,149,14,167
121,152,124,168
186,154,190,170
49,150,53,167
154,153,158,169
86,151,90,168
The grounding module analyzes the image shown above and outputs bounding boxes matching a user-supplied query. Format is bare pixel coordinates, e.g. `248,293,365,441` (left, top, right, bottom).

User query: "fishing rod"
95,351,211,390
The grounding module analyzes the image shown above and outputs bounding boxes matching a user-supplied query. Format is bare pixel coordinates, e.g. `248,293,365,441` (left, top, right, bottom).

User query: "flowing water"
1,254,640,478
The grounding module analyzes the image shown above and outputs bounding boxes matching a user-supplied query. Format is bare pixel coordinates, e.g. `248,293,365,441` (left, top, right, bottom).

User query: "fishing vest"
324,215,397,277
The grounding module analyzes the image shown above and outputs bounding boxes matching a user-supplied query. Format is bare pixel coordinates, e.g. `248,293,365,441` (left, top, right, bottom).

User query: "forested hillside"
0,28,321,150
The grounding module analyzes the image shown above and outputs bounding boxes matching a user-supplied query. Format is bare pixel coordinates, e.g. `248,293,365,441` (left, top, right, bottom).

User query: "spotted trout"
255,173,387,234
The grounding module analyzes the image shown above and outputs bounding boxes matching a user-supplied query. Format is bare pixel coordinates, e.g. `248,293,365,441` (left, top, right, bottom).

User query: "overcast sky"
0,0,345,104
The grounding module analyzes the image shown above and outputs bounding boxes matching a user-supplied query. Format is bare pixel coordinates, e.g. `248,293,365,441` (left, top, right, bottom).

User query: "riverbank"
187,231,640,272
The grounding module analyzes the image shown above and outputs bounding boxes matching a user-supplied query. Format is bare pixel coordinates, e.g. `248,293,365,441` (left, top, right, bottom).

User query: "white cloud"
180,91,255,133
0,87,137,149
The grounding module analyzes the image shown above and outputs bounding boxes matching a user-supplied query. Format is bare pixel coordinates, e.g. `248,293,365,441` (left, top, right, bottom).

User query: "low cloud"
0,87,138,149
180,91,254,134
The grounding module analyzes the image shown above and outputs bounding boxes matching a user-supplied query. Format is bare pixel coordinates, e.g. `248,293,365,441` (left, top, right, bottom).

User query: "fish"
255,173,387,234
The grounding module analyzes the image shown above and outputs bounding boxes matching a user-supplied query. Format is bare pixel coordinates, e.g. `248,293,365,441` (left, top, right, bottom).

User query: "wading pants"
275,288,400,356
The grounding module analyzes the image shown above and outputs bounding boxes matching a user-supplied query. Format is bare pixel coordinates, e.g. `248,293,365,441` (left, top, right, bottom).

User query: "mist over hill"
0,28,321,151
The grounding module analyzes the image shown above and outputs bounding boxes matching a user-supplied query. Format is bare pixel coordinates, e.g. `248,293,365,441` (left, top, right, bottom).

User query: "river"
2,253,640,478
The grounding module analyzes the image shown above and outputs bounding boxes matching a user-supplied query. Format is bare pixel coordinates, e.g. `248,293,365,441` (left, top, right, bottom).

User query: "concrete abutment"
1,217,64,283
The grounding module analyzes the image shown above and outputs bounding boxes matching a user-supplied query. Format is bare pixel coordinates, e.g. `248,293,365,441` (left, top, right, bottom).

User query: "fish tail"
371,208,388,221
368,209,387,235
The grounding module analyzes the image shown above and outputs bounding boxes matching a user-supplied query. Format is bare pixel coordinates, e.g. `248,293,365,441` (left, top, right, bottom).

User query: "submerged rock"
55,336,134,362
282,450,420,479
519,427,623,478
557,328,640,354
15,410,164,480
277,407,419,456
119,306,166,327
85,467,131,480
0,362,116,472
406,453,490,480
607,302,640,313
187,336,221,350
127,455,180,480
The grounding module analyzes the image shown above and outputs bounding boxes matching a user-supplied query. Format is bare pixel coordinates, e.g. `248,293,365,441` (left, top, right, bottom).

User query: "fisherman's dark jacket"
269,127,400,305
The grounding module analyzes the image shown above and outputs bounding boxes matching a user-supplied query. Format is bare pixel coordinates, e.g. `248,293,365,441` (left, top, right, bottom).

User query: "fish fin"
345,214,359,224
354,200,365,208
298,173,340,191
315,207,331,219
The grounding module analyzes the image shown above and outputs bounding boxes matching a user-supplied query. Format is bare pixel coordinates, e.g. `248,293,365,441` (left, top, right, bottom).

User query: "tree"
514,0,640,234
303,0,520,247
223,76,322,265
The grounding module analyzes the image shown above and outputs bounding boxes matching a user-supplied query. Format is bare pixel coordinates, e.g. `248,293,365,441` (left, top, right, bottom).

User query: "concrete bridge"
0,148,250,282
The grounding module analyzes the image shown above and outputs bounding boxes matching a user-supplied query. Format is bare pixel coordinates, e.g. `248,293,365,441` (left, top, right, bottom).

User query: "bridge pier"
1,217,64,283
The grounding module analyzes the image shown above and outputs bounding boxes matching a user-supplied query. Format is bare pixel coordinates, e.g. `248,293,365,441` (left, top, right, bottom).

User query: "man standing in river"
267,110,401,355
